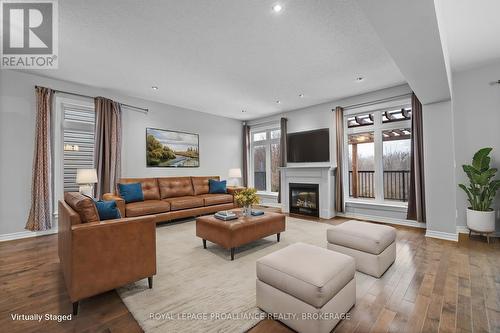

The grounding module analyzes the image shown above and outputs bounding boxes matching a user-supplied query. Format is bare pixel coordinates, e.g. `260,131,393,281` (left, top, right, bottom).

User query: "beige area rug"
117,216,353,333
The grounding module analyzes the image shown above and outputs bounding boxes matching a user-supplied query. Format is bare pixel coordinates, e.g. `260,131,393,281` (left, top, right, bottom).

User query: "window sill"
257,191,279,198
345,199,407,212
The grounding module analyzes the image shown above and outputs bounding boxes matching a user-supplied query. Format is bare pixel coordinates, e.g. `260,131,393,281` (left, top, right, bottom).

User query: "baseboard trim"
0,228,58,242
425,229,458,242
337,212,426,229
457,225,500,237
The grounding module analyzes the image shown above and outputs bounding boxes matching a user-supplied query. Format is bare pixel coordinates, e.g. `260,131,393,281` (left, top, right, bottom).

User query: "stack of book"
214,210,238,221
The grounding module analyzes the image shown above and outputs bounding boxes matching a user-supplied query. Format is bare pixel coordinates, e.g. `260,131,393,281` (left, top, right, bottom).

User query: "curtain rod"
333,93,412,111
35,85,149,113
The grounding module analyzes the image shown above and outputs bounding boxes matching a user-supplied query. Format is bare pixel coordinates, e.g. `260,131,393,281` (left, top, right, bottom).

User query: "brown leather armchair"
58,194,156,315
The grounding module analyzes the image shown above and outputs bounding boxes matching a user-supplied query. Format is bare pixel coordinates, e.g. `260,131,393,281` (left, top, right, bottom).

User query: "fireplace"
289,183,319,217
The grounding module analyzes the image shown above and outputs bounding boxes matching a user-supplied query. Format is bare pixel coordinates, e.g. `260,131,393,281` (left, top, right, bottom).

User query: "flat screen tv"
287,128,329,163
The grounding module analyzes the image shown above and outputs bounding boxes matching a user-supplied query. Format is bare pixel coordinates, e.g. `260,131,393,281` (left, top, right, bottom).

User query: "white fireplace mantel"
280,165,336,219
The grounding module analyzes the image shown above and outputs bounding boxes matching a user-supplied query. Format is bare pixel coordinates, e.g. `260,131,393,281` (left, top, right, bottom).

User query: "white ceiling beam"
355,0,451,104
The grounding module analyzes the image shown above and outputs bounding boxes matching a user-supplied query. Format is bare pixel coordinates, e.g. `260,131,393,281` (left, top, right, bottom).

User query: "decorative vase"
242,205,252,217
466,208,495,233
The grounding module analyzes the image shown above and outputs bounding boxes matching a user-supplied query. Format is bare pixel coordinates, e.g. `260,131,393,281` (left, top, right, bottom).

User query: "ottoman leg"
230,248,235,261
277,233,281,242
203,239,207,249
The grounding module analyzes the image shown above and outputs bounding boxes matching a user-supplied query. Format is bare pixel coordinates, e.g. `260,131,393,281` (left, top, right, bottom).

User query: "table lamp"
76,169,98,197
228,168,242,187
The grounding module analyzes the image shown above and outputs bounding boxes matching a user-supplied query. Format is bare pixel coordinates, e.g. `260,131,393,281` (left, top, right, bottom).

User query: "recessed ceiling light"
151,86,159,90
299,94,304,98
355,77,364,82
276,100,281,104
272,4,283,13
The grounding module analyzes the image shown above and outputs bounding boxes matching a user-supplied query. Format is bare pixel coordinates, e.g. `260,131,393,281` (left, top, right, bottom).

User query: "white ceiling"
28,0,405,120
437,0,500,72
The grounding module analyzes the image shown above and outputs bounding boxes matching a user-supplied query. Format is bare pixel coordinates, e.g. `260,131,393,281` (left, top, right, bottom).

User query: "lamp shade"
228,168,242,178
76,168,98,184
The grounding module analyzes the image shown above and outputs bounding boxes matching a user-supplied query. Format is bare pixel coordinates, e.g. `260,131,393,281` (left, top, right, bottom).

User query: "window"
344,107,411,203
62,103,96,192
54,97,96,208
348,132,375,198
250,127,281,193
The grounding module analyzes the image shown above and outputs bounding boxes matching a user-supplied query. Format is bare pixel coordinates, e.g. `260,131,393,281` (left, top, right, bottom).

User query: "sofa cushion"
64,192,100,223
94,200,121,220
125,200,171,217
209,179,227,194
192,176,220,195
158,177,194,198
327,220,396,255
118,183,144,203
198,194,233,206
257,242,355,308
119,178,160,200
164,196,204,211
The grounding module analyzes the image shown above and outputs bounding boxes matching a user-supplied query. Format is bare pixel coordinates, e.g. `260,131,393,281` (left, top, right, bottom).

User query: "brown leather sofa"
58,192,156,315
103,176,236,223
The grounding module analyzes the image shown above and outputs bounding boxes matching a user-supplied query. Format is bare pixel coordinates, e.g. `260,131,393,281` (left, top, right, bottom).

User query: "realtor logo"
1,0,58,68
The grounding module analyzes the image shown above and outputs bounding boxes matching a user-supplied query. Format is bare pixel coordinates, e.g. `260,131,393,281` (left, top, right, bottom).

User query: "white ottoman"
327,220,396,278
256,242,355,333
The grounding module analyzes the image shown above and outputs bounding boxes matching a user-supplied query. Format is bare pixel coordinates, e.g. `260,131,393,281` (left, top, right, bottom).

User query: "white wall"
452,61,500,232
422,100,457,235
0,70,241,237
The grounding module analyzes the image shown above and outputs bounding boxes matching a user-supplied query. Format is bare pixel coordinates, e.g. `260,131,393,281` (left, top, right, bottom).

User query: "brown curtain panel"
407,93,426,222
335,106,345,213
94,97,122,198
277,117,288,203
26,87,54,231
242,123,250,187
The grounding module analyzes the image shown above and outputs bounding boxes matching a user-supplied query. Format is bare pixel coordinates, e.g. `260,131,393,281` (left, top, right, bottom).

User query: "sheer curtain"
26,87,54,231
94,97,122,198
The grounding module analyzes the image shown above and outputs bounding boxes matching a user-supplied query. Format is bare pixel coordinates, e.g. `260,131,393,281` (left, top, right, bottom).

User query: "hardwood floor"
1,216,498,333
250,223,500,333
0,233,142,333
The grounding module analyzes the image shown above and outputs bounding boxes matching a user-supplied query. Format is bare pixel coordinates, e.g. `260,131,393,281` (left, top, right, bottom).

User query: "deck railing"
348,170,410,202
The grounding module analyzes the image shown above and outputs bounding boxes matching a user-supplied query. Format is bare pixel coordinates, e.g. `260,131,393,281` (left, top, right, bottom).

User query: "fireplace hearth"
289,183,319,217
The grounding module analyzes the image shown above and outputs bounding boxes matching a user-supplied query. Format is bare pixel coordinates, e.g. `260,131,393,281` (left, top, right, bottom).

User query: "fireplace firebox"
289,183,319,217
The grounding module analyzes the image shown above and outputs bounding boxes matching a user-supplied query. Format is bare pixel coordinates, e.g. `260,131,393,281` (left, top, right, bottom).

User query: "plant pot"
466,208,495,233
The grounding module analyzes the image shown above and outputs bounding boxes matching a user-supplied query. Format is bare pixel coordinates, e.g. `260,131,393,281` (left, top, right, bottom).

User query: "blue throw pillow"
209,179,227,194
118,182,144,203
94,200,121,220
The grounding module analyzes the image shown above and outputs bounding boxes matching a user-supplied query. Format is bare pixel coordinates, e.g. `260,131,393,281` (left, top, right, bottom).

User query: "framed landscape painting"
146,128,199,167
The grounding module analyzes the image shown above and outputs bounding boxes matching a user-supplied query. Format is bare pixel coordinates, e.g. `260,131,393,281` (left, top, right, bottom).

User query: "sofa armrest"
69,216,156,302
227,187,245,206
102,193,126,217
227,187,245,195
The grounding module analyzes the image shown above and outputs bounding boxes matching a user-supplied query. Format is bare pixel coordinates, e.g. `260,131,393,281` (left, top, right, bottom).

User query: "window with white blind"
62,103,95,192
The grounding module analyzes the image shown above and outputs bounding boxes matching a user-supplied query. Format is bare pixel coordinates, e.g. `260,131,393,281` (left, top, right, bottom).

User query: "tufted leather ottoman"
196,210,285,260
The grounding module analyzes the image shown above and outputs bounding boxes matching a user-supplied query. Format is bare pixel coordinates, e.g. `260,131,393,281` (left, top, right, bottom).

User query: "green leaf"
472,147,492,171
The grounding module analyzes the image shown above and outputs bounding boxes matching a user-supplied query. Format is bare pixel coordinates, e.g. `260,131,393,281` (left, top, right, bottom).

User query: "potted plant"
234,188,260,216
459,147,500,239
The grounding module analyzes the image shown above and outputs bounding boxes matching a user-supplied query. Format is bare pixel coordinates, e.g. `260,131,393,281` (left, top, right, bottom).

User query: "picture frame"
146,127,200,167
